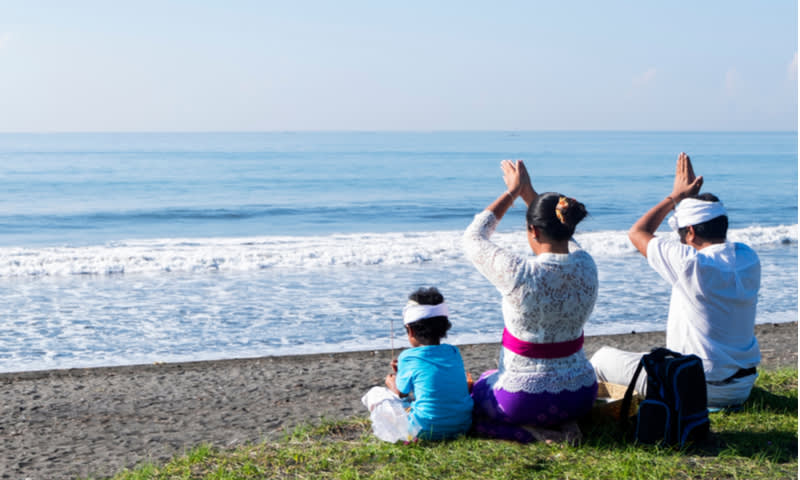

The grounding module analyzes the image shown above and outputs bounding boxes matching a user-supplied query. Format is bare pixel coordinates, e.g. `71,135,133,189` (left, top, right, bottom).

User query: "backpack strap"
619,356,646,430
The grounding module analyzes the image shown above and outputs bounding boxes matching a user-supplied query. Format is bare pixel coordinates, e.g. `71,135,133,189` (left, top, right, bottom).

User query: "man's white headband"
403,301,449,325
667,198,727,231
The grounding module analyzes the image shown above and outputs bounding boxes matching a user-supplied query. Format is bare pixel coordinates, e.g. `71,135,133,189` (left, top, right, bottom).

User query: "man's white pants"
589,346,758,408
590,347,648,396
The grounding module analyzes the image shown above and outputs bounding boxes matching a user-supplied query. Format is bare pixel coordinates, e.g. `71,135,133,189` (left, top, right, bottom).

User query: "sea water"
0,131,796,372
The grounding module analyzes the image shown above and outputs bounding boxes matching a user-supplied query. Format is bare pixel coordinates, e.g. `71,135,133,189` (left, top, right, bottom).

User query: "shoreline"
1,322,796,479
3,319,796,379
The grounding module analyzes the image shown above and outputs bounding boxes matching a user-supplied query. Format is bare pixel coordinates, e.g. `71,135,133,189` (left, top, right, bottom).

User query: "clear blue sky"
1,1,797,132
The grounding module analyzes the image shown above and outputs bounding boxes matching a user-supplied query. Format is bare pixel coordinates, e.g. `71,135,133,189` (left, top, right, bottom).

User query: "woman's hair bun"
556,196,588,228
526,192,588,241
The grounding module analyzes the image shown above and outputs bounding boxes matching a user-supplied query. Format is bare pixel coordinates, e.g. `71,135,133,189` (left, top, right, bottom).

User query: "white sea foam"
0,226,795,373
0,225,795,277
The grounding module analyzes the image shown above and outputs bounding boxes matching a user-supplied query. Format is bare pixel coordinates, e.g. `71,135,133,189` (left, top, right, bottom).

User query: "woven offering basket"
592,381,642,420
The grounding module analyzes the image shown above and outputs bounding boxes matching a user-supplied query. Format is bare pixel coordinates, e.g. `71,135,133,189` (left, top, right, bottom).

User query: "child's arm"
385,373,409,398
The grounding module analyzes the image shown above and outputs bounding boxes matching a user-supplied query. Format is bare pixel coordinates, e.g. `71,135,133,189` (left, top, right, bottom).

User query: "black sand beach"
1,322,796,480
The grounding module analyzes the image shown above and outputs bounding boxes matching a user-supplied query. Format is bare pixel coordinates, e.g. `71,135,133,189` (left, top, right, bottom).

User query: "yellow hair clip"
555,196,570,224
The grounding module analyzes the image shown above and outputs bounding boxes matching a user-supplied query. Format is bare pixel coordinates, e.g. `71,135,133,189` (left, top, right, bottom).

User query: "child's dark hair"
526,192,588,241
406,286,451,346
677,193,728,241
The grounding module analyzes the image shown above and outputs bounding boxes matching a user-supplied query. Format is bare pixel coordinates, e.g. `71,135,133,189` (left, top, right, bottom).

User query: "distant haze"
0,1,797,132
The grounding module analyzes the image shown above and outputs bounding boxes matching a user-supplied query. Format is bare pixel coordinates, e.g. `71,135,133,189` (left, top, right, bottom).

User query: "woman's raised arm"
485,160,538,221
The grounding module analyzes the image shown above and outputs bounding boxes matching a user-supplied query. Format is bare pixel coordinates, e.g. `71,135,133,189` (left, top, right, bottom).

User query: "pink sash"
502,328,584,359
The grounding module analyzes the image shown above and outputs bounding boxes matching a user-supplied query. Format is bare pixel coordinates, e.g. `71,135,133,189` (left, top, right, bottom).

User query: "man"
591,153,761,408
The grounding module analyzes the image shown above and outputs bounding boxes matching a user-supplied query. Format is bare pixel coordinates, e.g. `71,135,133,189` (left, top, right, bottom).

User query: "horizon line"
0,129,797,135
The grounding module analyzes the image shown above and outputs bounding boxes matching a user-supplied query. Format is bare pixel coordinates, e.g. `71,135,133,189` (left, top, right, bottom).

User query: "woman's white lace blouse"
463,210,599,394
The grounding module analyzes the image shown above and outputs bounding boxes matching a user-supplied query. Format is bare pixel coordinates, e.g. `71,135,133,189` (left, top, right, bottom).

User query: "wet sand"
1,322,796,479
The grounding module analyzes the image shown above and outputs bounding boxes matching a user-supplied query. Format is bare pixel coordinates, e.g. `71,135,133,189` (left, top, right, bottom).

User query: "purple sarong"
471,369,597,443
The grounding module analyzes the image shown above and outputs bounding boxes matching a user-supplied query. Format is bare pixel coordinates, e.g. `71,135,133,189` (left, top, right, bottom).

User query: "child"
361,287,473,442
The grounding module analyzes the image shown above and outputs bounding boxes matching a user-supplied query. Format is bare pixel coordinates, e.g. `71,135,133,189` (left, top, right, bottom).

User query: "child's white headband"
402,301,449,325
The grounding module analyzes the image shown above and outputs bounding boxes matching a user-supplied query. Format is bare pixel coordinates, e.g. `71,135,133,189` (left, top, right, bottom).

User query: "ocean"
0,131,796,373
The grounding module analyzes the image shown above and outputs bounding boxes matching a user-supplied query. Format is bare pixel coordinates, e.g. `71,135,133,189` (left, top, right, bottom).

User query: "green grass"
105,368,797,480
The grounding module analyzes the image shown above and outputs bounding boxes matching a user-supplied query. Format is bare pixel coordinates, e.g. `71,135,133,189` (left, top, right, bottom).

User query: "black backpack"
620,348,710,447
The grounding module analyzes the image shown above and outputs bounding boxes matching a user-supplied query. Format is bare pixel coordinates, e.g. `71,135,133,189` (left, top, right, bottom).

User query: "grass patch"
105,367,797,480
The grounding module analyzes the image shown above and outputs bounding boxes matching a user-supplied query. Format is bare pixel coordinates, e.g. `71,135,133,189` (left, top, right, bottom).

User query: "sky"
0,1,797,132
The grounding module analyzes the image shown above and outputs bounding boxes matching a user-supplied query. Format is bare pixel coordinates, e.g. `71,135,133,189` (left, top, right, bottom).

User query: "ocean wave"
0,203,481,231
0,206,323,225
0,224,794,277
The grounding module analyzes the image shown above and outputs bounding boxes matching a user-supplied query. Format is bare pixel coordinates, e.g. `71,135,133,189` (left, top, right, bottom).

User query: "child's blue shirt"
395,343,473,440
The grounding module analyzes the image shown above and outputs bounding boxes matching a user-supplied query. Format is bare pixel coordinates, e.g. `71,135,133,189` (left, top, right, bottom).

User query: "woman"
463,159,598,444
